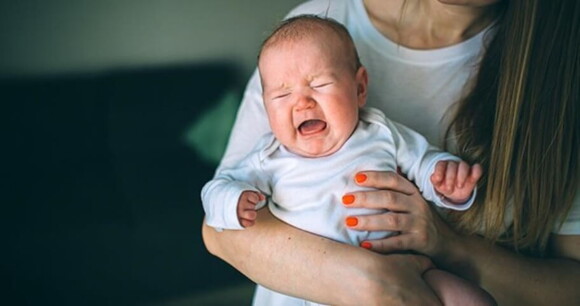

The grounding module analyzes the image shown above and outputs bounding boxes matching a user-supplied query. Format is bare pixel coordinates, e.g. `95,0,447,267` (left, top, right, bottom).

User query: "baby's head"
258,15,368,158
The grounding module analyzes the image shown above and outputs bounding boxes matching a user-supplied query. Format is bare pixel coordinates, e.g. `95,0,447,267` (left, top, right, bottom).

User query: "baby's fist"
431,160,482,204
237,191,265,228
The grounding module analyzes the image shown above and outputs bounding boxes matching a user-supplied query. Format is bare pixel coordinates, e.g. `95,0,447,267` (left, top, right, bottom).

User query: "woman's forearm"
202,208,439,305
440,234,580,306
202,208,369,304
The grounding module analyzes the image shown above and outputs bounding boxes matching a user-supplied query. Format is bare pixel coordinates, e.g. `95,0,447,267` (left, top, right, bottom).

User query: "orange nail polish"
342,195,355,205
360,241,372,249
355,173,367,183
346,217,358,227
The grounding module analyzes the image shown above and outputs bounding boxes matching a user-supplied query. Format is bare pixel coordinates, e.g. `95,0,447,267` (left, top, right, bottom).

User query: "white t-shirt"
219,0,579,240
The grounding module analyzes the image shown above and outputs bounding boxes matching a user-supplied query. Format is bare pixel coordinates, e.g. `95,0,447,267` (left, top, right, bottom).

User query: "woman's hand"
203,207,443,305
342,171,459,258
363,252,443,306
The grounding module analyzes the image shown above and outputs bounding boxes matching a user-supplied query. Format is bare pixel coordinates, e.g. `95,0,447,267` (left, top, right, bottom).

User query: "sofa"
2,63,253,305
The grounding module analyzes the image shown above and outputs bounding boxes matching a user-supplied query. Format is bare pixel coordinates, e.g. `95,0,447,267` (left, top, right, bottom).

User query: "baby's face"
259,36,366,158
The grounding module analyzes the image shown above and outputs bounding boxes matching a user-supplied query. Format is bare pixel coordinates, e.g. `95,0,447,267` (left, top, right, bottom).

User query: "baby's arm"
430,160,482,204
237,191,265,228
382,115,476,208
202,134,272,231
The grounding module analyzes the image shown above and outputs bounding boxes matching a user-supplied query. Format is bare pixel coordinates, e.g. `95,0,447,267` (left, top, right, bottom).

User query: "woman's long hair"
447,0,579,256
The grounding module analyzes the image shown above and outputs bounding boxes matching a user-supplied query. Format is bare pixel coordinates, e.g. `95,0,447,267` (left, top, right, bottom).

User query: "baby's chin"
287,141,345,158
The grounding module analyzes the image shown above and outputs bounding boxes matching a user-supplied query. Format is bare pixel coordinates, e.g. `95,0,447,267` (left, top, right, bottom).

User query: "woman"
203,0,580,304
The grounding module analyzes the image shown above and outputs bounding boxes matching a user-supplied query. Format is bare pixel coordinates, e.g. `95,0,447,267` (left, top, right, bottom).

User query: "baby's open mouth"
298,119,327,135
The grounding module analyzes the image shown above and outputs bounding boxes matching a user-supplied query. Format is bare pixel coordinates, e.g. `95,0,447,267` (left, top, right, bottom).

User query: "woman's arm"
345,171,580,305
202,208,441,305
441,233,580,306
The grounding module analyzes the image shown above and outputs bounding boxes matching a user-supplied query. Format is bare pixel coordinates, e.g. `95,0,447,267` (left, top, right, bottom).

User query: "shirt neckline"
350,0,494,64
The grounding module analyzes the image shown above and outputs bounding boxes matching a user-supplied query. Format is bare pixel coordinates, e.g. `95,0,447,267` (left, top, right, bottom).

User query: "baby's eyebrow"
265,82,290,92
310,72,337,81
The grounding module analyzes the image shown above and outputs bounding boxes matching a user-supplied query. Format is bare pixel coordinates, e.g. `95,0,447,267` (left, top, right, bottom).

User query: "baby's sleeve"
386,118,475,211
201,139,271,231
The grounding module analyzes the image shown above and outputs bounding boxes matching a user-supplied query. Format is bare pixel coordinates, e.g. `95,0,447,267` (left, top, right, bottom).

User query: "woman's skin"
364,0,501,50
203,209,441,305
203,0,580,304
347,171,580,305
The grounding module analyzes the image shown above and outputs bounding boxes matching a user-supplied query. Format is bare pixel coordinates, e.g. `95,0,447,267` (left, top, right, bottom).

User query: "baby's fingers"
246,191,265,204
456,161,470,188
431,161,448,185
239,209,257,221
444,162,457,192
468,164,483,184
239,218,255,228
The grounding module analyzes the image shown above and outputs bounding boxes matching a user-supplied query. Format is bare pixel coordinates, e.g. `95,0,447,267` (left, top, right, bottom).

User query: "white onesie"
202,108,475,306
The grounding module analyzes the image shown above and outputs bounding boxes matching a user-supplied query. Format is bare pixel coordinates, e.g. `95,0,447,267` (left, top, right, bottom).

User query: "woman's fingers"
356,171,417,195
361,234,424,254
405,253,436,272
346,212,412,232
343,170,456,257
343,189,411,212
377,254,442,305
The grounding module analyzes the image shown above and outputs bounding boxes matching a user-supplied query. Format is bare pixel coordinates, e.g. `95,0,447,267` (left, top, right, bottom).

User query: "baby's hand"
237,191,265,228
430,160,483,204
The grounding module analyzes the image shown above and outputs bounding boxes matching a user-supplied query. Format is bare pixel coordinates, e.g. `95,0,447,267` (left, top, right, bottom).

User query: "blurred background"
2,1,304,305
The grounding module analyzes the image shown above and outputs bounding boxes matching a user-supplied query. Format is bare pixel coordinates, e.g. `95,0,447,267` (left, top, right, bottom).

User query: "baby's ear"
356,66,368,107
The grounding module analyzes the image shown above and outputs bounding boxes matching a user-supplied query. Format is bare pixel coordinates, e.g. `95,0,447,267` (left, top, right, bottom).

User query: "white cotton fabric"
553,183,580,235
202,108,475,305
202,108,473,234
215,0,579,237
207,0,580,304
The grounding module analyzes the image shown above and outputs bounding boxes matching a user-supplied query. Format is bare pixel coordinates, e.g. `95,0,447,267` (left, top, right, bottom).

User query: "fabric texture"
202,108,475,305
209,0,580,304
216,0,579,237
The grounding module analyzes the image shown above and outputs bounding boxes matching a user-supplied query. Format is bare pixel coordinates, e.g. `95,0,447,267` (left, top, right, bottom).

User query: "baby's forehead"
258,16,360,73
260,29,350,62
264,20,346,47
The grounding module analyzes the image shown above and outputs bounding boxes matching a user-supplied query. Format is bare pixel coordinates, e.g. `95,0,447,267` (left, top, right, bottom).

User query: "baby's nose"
294,96,316,111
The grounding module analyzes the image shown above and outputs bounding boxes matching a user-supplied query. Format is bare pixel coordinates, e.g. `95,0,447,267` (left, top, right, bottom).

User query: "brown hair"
447,0,580,256
258,15,362,74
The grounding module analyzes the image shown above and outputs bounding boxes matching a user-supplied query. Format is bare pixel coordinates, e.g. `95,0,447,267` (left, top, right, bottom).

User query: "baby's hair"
258,14,362,73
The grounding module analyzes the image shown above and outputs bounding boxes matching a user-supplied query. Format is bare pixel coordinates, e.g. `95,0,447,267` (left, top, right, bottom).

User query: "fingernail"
342,195,355,205
360,241,372,249
355,173,367,183
346,217,358,227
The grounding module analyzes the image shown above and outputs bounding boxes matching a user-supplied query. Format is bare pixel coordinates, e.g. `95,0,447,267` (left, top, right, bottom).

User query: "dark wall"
3,63,249,305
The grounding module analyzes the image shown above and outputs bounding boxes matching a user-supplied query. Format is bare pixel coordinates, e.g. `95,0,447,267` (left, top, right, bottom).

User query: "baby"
202,15,493,306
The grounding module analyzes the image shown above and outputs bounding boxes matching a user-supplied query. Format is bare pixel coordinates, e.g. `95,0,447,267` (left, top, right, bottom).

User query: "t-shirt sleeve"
553,185,580,235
